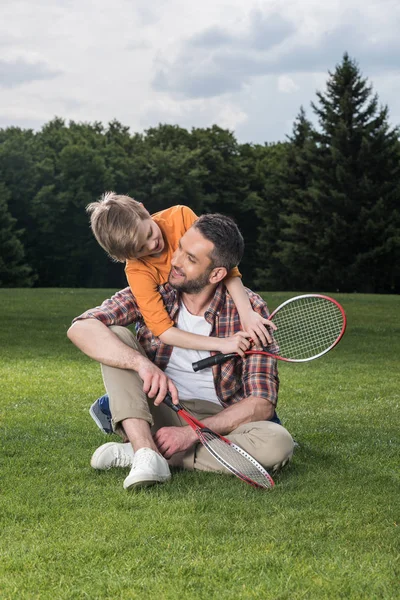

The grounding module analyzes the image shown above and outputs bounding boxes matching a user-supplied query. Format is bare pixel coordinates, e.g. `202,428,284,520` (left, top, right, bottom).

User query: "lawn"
0,289,399,599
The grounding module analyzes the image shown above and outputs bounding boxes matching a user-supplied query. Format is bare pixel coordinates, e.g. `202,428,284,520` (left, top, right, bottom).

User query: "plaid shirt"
73,284,279,407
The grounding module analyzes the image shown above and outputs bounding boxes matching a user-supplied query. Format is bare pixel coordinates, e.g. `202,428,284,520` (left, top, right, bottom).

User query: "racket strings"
199,430,274,489
272,297,344,360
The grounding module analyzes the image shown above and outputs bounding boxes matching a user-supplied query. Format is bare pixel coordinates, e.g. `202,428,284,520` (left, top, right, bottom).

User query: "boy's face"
134,218,165,258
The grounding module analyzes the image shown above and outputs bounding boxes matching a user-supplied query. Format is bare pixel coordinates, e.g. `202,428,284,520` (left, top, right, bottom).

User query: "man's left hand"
154,426,197,458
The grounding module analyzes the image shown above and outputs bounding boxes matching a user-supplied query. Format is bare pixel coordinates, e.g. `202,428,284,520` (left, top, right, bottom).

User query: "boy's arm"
128,266,253,356
159,326,252,356
224,276,276,348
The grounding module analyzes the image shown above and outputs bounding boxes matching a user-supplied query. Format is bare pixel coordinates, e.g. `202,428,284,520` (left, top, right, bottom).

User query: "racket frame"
163,394,274,489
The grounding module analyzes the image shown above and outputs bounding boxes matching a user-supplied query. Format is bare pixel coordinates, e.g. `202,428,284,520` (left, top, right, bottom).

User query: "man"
67,214,294,490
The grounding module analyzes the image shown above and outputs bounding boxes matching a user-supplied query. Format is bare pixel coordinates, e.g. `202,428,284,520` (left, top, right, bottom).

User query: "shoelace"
133,449,159,469
110,445,134,468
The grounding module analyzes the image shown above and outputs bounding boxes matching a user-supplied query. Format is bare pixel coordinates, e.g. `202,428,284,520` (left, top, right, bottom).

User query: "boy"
87,192,273,354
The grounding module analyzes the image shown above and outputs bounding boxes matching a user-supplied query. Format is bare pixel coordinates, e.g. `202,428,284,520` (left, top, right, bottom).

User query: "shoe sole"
124,476,171,490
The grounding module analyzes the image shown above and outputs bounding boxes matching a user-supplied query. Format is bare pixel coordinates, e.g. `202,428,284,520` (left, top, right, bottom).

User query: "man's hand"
136,356,178,405
154,426,197,458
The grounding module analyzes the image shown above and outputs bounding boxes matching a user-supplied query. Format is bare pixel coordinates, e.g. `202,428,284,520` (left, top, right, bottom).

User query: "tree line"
1,54,399,293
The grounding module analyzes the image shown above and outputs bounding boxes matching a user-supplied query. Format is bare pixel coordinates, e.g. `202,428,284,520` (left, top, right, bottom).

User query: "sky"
1,0,400,144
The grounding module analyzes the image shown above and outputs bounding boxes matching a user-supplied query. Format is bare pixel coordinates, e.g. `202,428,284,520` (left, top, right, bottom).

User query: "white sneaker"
123,448,171,490
90,442,134,470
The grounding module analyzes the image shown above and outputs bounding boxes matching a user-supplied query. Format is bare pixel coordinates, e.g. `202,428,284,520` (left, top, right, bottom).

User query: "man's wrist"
131,352,149,372
185,426,199,446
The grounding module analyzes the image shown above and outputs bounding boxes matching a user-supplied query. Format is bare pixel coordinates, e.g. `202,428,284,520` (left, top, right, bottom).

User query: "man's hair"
193,213,244,271
86,192,149,262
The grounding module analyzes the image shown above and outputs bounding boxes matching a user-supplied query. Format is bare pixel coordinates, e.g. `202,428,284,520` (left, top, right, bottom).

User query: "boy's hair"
193,213,244,272
86,192,149,262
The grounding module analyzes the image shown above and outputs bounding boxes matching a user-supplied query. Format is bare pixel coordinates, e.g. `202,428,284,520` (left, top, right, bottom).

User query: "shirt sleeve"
240,292,279,406
71,287,141,327
241,354,279,406
181,205,198,229
226,265,241,278
126,266,174,337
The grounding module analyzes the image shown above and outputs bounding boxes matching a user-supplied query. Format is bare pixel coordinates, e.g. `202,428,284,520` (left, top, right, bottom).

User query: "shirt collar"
204,283,226,318
159,283,180,321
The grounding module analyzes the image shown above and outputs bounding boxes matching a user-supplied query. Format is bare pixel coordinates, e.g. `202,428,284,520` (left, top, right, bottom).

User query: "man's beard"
168,266,213,294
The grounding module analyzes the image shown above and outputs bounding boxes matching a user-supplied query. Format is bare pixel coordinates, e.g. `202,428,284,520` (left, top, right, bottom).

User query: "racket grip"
192,352,235,372
163,393,175,409
163,393,180,413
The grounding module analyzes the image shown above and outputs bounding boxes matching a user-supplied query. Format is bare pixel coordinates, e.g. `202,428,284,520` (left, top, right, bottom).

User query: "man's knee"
269,424,294,470
109,325,136,344
109,326,146,355
230,421,294,471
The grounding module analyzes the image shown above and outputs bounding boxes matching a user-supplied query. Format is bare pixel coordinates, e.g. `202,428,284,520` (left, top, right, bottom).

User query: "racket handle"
163,393,180,413
192,352,236,372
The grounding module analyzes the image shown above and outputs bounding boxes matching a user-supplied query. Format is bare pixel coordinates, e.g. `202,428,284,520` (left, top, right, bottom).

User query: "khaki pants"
102,326,294,473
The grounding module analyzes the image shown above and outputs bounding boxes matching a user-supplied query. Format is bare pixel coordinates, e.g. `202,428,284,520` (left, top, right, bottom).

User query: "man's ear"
209,266,228,284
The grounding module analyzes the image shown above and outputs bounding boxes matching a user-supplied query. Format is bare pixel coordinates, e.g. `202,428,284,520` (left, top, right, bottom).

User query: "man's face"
168,227,215,293
133,218,165,259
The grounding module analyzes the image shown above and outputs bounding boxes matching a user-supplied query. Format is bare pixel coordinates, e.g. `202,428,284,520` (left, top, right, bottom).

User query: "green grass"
0,289,399,599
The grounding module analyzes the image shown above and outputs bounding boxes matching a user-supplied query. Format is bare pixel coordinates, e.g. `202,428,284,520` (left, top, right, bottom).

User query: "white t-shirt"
164,301,221,405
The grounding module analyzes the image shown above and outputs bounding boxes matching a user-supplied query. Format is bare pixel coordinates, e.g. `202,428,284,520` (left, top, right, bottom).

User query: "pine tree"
0,184,35,287
308,53,400,292
267,107,319,290
252,141,291,290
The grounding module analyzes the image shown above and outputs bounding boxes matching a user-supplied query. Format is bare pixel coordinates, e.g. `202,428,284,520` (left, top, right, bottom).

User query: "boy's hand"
239,310,277,348
217,331,252,357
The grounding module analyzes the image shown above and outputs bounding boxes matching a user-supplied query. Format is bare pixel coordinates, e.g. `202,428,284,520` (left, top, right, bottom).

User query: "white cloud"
141,95,248,134
217,105,248,130
278,76,299,94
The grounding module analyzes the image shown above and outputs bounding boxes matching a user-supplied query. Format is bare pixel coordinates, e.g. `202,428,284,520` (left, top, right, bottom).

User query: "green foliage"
129,126,210,215
0,183,35,287
271,109,319,290
253,139,297,290
310,54,400,292
261,54,400,293
0,289,398,598
0,54,399,292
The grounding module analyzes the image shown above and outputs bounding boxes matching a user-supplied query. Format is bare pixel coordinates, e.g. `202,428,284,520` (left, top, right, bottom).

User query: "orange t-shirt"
125,205,241,337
